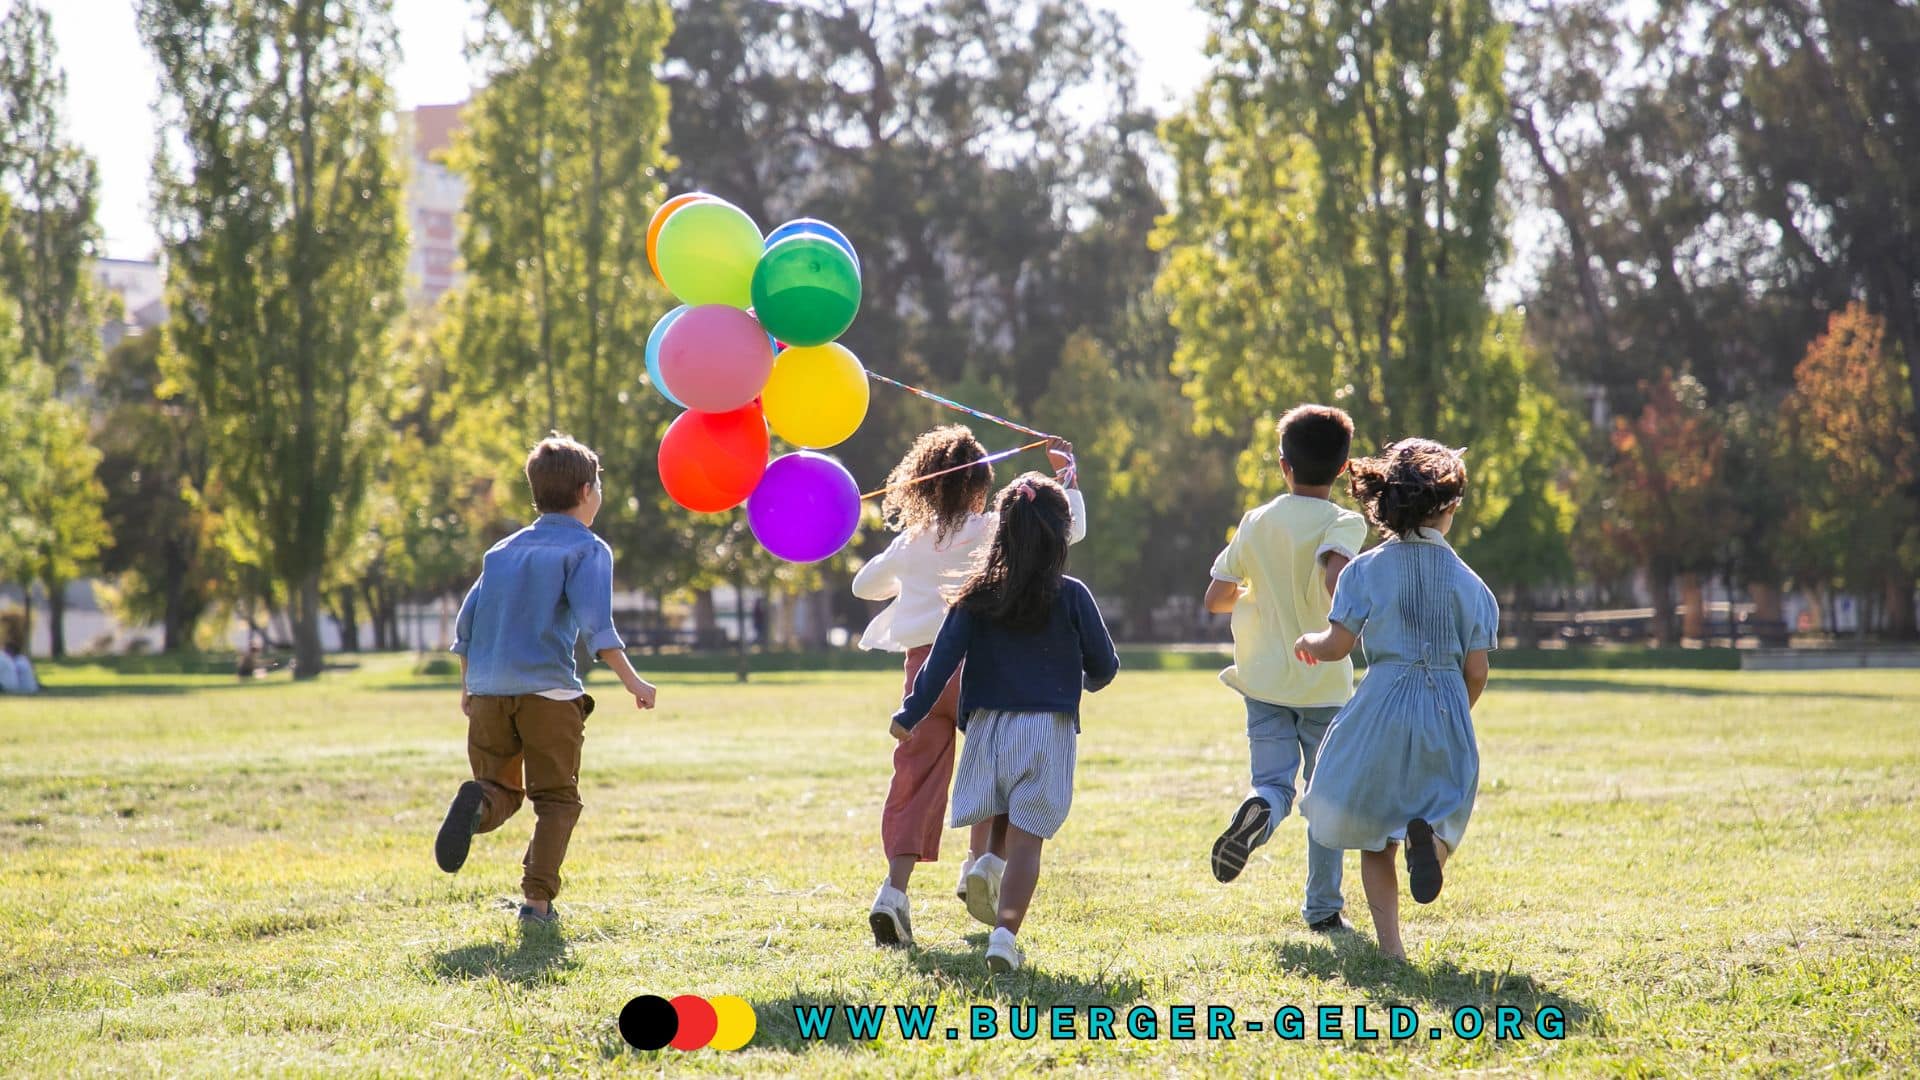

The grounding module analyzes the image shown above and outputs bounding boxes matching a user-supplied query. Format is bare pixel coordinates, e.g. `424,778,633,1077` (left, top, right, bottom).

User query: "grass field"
3,656,1917,1076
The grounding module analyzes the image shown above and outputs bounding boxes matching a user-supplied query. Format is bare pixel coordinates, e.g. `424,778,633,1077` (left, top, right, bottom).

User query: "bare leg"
887,854,918,892
1360,845,1404,960
986,814,1010,859
969,820,992,861
1436,838,1452,868
997,824,1045,934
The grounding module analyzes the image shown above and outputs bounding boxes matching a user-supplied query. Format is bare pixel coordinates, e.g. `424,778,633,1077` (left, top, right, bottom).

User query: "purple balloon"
747,452,861,563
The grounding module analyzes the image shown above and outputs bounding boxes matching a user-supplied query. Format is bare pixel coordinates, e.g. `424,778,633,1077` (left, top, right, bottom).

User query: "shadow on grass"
1497,675,1903,701
1272,935,1598,1034
432,931,576,987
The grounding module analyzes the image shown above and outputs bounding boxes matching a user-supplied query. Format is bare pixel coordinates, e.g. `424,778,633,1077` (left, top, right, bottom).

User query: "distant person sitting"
237,646,261,680
0,641,36,695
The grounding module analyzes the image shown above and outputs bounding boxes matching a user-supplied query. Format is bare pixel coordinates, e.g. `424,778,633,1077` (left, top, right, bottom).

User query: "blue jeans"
1245,697,1345,924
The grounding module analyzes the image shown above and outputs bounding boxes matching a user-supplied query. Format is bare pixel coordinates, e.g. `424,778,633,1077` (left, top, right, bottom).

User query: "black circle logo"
618,994,679,1051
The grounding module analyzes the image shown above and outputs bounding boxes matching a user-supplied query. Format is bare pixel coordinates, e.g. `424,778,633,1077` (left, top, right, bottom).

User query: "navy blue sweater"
894,575,1120,732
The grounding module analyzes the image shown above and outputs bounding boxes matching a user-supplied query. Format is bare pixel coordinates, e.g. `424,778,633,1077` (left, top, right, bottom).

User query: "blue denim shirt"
451,514,626,696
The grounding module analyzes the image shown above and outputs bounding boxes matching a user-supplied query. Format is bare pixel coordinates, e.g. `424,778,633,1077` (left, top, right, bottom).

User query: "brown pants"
463,692,593,902
880,645,963,861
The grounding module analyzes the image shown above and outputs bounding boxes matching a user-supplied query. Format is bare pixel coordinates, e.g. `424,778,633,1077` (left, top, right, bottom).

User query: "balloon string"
865,370,1055,441
861,439,1051,501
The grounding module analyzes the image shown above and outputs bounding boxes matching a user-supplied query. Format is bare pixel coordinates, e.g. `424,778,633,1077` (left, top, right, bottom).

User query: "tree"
141,0,407,677
0,0,109,655
1781,304,1920,638
1596,372,1727,645
448,0,678,597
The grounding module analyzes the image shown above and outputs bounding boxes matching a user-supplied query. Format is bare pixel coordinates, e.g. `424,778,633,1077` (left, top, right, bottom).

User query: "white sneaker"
964,853,1004,926
985,926,1024,973
869,883,913,948
955,855,976,901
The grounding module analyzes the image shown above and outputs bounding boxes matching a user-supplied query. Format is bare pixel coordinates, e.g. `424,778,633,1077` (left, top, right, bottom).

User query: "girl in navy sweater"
891,472,1119,972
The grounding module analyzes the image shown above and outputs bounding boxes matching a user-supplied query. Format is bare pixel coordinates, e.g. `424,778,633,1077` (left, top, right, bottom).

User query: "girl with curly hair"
852,426,1084,948
1292,439,1500,960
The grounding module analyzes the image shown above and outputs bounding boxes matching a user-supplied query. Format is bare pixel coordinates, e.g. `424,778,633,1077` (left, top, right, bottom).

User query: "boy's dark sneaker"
1210,796,1273,883
1307,913,1354,934
1405,818,1443,904
518,902,560,925
435,781,487,873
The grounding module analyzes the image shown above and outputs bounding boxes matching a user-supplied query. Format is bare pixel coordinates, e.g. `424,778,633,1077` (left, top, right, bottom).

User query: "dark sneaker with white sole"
1210,796,1273,883
1405,817,1443,903
435,781,487,873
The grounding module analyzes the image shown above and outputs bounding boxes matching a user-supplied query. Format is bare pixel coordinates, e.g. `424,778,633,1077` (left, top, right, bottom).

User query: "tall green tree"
448,0,676,581
140,0,407,677
0,0,109,656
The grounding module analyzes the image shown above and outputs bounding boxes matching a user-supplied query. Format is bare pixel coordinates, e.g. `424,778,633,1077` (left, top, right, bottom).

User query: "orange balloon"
648,193,715,286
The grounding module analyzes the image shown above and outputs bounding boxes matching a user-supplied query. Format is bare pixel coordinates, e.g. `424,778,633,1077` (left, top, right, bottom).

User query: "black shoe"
435,781,487,873
1307,913,1354,934
1405,818,1443,904
1210,796,1273,883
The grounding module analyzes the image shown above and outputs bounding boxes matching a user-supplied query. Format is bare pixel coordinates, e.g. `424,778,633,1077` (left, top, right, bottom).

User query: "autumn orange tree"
1782,303,1920,637
1597,371,1728,644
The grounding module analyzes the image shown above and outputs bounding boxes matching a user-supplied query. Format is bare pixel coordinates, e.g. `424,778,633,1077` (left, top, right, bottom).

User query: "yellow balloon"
707,995,758,1051
761,342,870,448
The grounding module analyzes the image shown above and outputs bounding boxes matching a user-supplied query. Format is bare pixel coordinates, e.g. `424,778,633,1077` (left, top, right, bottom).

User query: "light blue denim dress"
1300,528,1499,853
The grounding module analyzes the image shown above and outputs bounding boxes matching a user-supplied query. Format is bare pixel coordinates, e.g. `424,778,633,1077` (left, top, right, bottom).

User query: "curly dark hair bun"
1348,438,1468,537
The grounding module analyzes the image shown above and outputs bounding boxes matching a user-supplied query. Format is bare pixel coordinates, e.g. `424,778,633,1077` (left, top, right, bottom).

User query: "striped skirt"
949,710,1078,839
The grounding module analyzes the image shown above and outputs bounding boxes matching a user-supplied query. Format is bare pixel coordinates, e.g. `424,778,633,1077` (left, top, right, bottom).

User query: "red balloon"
657,402,769,513
658,305,776,413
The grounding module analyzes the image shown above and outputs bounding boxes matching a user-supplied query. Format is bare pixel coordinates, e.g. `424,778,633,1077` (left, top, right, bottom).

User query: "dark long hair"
1347,438,1468,537
880,425,994,544
952,472,1071,632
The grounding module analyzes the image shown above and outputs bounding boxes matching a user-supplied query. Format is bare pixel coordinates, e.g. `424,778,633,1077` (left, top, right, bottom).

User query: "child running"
854,426,1083,948
1202,405,1367,934
1294,439,1497,960
890,473,1117,972
434,434,658,926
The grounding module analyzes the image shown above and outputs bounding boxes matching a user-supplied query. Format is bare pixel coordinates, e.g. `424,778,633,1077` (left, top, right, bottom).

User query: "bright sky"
50,1,1211,261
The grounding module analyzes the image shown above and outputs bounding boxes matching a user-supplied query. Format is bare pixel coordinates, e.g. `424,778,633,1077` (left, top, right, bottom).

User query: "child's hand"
629,679,658,710
1046,437,1076,486
1293,634,1320,666
888,720,912,741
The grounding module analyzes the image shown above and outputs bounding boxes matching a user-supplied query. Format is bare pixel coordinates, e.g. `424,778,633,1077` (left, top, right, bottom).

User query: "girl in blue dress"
1293,440,1497,960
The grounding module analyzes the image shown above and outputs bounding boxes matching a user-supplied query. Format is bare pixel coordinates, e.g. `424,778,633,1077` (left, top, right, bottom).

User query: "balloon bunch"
645,194,870,563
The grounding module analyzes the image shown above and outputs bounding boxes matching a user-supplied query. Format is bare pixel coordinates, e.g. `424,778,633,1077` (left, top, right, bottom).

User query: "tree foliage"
141,0,407,676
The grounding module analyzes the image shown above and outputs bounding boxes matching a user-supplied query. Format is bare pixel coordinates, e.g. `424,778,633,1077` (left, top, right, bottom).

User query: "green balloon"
656,200,763,308
750,235,862,347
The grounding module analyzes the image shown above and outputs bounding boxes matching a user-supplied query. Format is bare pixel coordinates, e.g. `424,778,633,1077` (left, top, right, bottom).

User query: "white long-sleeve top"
851,487,1087,652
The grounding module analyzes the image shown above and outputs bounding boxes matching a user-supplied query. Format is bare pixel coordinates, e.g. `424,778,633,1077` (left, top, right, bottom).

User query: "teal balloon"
645,306,690,407
749,235,862,347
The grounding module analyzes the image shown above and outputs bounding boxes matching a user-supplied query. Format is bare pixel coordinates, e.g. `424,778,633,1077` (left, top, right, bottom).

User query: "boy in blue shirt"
434,434,657,925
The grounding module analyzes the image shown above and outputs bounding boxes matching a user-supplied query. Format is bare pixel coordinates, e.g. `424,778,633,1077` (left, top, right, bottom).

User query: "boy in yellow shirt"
1202,405,1367,933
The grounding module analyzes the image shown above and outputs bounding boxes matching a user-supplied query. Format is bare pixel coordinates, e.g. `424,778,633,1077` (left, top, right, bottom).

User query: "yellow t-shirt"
1210,494,1369,707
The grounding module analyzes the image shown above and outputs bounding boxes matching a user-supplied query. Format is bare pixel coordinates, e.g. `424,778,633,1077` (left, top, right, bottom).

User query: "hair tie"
1016,480,1036,502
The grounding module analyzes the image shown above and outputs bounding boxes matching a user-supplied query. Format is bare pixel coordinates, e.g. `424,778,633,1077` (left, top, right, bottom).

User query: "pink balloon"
657,305,776,413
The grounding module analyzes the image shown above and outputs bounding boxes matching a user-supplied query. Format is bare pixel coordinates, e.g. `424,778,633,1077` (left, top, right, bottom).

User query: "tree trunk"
693,589,718,648
1886,579,1917,640
333,588,360,652
1749,581,1788,647
47,579,67,658
163,567,193,652
292,572,324,679
1515,588,1537,648
1678,573,1706,643
733,569,749,684
1650,564,1678,647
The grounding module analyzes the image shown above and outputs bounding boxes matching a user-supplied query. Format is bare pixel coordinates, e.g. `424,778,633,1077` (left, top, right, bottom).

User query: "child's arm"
1203,578,1240,614
1293,623,1357,665
1075,582,1120,692
891,607,970,739
599,647,657,709
1321,552,1351,597
565,544,656,711
851,536,906,601
1463,649,1490,707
